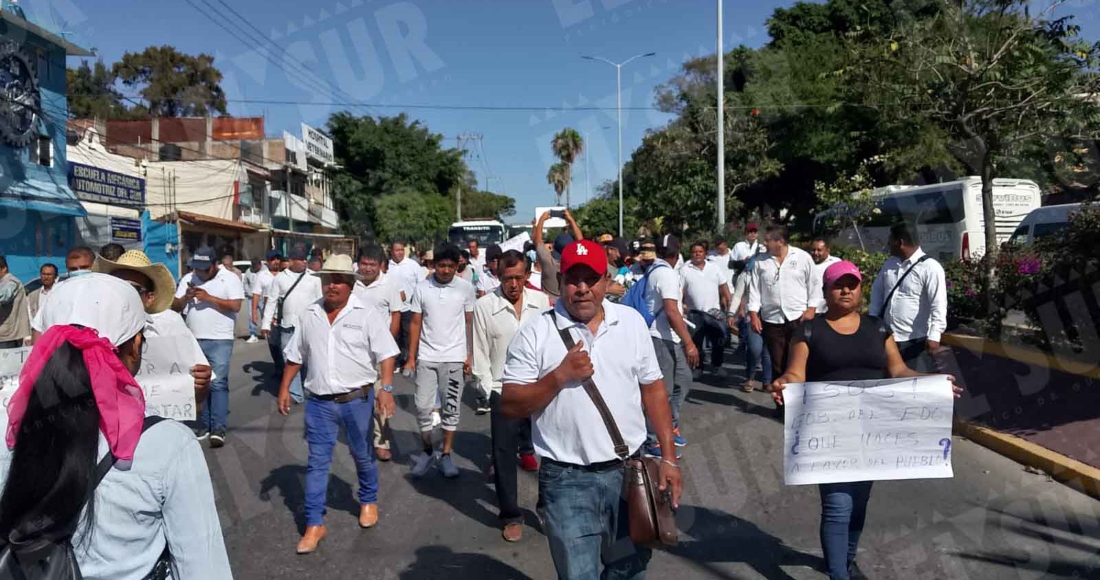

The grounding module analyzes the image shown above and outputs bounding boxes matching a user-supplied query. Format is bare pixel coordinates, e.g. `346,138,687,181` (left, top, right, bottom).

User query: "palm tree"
547,162,568,206
550,128,584,207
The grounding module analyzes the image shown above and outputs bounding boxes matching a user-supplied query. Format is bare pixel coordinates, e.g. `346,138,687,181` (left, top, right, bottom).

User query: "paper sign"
135,335,199,421
783,376,955,485
0,347,31,412
499,232,531,255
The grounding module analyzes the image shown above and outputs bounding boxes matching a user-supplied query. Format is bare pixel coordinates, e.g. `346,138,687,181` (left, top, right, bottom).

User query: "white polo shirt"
472,286,550,395
643,259,684,343
352,273,406,320
284,294,401,396
251,268,275,298
501,301,663,465
409,274,476,363
680,259,726,313
706,249,734,290
174,268,245,340
261,269,323,331
476,268,501,295
746,246,821,324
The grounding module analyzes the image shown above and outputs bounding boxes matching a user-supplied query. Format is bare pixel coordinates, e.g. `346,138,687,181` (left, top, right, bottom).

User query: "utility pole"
456,132,484,220
717,0,726,232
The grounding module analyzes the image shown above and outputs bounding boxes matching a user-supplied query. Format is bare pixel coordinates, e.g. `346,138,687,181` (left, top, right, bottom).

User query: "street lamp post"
582,126,610,205
717,0,725,232
582,52,656,237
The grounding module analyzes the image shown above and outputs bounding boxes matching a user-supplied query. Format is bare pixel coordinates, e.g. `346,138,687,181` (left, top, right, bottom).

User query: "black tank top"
804,314,890,383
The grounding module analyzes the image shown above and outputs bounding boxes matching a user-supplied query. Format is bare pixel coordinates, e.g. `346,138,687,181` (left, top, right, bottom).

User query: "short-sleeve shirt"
409,275,476,363
680,260,726,313
352,273,406,320
501,301,663,465
173,268,245,340
535,245,561,298
643,259,684,343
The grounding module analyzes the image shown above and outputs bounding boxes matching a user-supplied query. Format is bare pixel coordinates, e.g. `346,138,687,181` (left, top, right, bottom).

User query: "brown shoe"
296,525,327,555
359,504,379,528
375,447,392,462
502,523,523,542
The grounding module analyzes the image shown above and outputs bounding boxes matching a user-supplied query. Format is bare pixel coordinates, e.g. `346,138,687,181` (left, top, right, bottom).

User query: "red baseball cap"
746,222,758,232
560,240,608,276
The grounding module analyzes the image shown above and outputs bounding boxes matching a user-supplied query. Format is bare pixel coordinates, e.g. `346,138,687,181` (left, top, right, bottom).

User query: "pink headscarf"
6,325,147,461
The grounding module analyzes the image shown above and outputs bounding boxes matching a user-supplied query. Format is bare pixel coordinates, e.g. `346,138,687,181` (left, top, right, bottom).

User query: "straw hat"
93,250,176,314
312,254,363,282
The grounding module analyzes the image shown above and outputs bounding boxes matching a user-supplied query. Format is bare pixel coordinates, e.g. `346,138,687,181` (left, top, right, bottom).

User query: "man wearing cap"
173,246,246,447
277,254,399,554
640,234,698,458
263,247,323,405
533,209,583,300
500,239,682,579
732,223,764,262
94,250,213,408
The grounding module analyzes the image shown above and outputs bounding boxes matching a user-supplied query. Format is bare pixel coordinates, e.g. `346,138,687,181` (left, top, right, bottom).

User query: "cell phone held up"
549,209,566,219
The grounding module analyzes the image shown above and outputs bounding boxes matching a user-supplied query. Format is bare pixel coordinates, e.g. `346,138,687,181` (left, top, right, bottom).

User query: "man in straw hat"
277,254,399,555
93,250,213,410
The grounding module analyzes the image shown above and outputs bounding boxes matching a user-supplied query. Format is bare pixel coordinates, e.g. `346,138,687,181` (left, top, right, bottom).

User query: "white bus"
448,219,506,246
813,177,1041,261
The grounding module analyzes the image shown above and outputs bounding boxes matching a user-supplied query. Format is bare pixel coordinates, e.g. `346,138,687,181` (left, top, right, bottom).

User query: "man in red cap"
500,239,682,579
732,222,764,264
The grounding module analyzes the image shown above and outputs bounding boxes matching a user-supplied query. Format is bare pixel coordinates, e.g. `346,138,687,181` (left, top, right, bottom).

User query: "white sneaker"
410,452,433,478
439,453,459,478
246,336,259,344
430,410,442,429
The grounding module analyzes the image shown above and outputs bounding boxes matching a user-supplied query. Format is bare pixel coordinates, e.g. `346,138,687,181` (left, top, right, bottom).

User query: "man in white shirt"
472,250,549,543
731,222,764,262
252,250,282,364
681,240,735,375
262,247,323,405
640,234,698,458
870,223,948,372
467,239,485,274
242,257,265,343
404,244,476,479
810,238,843,314
352,245,405,462
476,244,503,298
171,246,245,447
706,237,735,290
388,241,422,366
747,225,821,411
277,254,399,555
499,239,682,579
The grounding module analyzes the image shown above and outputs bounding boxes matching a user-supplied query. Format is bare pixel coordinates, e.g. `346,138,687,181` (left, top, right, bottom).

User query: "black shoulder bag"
876,255,931,318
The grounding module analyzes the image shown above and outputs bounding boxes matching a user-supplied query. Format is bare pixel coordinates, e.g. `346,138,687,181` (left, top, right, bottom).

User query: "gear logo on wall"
0,41,40,148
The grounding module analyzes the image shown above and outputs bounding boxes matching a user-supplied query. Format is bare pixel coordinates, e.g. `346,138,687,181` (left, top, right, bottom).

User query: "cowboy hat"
92,250,176,314
312,254,363,282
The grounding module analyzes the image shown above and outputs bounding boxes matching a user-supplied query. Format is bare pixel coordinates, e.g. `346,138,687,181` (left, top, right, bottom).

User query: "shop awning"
176,210,260,233
1,177,88,217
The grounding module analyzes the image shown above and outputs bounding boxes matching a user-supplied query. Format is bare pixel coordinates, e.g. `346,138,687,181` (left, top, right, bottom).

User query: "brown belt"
308,386,371,404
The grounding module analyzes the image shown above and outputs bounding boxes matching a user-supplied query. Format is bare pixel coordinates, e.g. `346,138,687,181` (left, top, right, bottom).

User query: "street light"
582,52,656,237
583,126,611,204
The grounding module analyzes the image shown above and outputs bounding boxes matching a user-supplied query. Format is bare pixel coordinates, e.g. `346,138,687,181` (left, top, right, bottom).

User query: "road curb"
955,419,1100,500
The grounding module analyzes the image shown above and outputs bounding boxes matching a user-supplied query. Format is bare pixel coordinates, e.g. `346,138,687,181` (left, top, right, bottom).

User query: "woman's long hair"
0,341,101,544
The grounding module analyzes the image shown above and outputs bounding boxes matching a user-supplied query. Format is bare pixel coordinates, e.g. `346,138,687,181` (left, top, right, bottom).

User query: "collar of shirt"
307,292,363,323
901,247,927,267
488,286,545,316
552,298,621,336
685,260,710,272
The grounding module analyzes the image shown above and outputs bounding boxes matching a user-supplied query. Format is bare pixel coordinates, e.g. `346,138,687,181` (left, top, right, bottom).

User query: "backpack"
621,263,670,327
0,416,168,580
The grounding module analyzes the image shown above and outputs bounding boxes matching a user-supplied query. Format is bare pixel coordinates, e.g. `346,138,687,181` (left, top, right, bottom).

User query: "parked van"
1008,203,1082,245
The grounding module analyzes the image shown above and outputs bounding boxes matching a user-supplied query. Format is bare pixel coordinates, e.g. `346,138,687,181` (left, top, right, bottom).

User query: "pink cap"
823,260,862,289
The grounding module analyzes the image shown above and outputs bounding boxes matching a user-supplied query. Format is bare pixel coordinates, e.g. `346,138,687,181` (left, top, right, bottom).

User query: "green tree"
113,46,227,117
455,189,516,221
550,128,584,207
373,190,454,247
572,196,640,239
547,162,568,206
66,60,127,119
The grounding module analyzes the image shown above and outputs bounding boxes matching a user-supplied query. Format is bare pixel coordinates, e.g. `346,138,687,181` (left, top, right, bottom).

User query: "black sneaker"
209,430,226,448
193,427,210,441
848,561,870,580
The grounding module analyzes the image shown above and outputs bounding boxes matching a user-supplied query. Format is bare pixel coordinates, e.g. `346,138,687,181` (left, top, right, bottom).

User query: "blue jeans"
739,318,773,385
197,339,233,432
539,461,651,580
304,391,378,526
819,481,874,580
245,296,258,338
276,326,304,403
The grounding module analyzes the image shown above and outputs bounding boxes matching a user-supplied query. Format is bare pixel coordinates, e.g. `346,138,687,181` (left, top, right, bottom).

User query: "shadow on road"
669,504,822,579
685,388,781,422
258,464,360,535
397,429,504,531
398,545,531,579
245,359,282,398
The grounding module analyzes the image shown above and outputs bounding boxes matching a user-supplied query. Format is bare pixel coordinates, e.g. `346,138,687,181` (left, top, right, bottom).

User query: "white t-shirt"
409,275,476,363
680,260,726,313
706,249,735,290
387,258,422,305
352,273,406,319
732,239,763,262
173,268,245,340
643,259,684,344
251,269,275,298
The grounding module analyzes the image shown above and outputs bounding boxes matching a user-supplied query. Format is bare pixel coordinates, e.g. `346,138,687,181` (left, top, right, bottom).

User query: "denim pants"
647,338,692,446
490,391,523,525
738,317,773,385
304,390,378,526
539,461,651,580
197,339,233,432
245,296,258,338
688,310,729,369
276,326,304,403
819,481,874,580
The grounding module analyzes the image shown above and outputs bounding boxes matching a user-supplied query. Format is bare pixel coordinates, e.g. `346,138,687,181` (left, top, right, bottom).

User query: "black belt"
543,452,641,473
307,386,371,404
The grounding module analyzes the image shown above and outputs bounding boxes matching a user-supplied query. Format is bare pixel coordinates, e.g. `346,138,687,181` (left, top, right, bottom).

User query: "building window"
28,136,51,167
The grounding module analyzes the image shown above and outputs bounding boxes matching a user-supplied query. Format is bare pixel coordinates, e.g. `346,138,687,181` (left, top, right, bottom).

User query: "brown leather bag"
551,313,678,547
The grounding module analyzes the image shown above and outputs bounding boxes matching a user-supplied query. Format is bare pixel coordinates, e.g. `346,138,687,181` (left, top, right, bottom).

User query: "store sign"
110,217,143,243
301,122,334,165
68,162,146,206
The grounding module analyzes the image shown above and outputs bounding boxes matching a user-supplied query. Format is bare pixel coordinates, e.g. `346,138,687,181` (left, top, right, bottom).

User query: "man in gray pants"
403,243,476,479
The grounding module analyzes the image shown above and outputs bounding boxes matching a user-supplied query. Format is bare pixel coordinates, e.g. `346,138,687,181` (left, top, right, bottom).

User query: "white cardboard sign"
0,347,31,412
134,336,199,421
783,376,955,485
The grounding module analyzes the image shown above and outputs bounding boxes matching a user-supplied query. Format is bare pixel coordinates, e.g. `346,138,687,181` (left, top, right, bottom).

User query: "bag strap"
877,255,930,318
276,271,308,325
549,311,629,460
92,416,167,490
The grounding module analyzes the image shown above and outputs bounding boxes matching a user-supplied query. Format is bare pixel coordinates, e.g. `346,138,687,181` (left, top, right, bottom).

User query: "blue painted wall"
142,211,180,280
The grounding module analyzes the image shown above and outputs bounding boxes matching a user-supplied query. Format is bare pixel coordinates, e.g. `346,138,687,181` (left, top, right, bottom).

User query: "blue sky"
29,0,1100,223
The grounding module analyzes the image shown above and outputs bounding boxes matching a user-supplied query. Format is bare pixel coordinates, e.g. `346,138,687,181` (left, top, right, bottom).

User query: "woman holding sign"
770,260,961,580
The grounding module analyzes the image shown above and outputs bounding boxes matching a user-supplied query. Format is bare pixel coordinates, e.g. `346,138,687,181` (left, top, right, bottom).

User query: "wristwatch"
381,384,394,393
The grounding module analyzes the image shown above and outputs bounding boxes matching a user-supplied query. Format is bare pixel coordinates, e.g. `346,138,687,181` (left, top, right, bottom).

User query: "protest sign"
135,335,198,421
783,376,955,485
0,347,31,412
499,232,531,255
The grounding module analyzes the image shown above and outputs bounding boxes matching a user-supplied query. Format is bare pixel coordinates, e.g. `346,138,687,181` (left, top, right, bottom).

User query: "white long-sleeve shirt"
869,248,947,343
472,286,549,395
261,269,323,331
746,246,821,324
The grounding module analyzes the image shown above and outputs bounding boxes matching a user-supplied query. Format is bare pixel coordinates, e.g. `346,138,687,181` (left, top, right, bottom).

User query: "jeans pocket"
538,461,570,485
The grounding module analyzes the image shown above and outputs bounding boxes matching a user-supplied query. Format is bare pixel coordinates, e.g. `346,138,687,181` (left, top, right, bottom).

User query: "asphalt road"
208,339,1100,580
